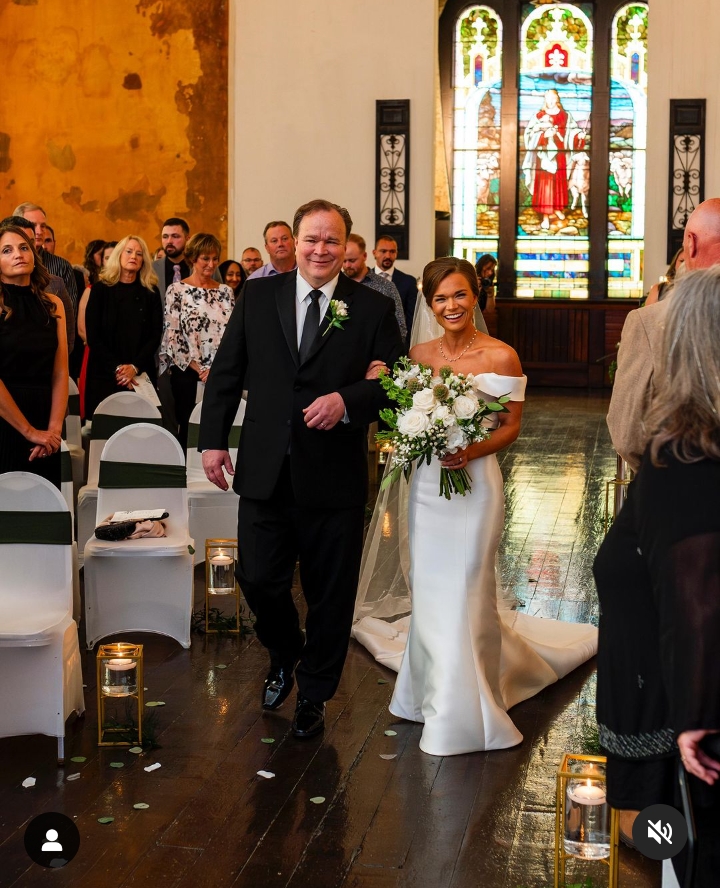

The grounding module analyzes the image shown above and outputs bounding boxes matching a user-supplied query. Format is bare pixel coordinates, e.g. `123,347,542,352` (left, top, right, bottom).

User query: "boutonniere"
323,299,349,336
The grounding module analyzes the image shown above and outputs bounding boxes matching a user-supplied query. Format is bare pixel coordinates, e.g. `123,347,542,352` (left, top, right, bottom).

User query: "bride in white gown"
353,257,598,756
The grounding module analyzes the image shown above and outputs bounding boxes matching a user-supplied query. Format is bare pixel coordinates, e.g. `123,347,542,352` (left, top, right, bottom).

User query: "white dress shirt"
374,265,395,281
295,273,339,347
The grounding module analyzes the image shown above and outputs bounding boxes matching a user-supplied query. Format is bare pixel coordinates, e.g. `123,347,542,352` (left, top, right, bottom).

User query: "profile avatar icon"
41,829,63,852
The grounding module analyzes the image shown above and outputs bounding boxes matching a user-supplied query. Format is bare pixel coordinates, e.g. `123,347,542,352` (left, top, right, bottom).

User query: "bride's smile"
430,271,477,333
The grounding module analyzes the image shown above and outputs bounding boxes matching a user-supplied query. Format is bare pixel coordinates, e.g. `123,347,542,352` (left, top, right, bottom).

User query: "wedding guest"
102,242,117,266
42,225,56,254
154,247,166,262
248,221,297,278
342,233,406,342
644,247,685,306
219,259,245,298
83,236,163,419
595,266,720,887
12,202,78,309
161,233,234,448
240,247,263,277
83,239,106,287
608,198,720,471
475,253,497,311
0,226,67,485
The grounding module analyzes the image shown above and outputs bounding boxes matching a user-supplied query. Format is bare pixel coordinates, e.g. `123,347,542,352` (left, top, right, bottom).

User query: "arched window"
451,6,503,263
608,3,648,298
443,0,649,300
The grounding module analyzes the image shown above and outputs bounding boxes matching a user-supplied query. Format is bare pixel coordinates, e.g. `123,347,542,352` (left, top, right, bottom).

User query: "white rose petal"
397,409,430,437
453,395,477,420
412,388,437,412
431,405,453,426
445,426,466,452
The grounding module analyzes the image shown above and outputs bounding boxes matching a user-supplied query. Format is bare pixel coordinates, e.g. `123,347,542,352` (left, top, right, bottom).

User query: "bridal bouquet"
377,357,509,499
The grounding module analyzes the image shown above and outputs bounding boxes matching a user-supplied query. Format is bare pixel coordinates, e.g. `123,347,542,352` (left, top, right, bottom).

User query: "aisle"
0,390,659,888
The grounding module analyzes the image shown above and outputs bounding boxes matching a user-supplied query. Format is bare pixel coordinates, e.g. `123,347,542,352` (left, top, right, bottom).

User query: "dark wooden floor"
0,391,660,888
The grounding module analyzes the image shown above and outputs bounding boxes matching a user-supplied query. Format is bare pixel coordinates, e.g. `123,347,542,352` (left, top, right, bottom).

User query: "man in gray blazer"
608,199,720,470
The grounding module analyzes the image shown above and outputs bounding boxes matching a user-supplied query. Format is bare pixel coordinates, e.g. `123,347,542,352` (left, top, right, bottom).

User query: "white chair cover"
64,377,85,495
0,472,85,762
61,441,81,622
186,399,245,563
76,391,161,565
84,423,194,649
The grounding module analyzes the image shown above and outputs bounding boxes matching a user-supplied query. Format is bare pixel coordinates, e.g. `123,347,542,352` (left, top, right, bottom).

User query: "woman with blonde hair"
82,235,162,419
0,225,68,484
595,266,720,886
160,232,234,448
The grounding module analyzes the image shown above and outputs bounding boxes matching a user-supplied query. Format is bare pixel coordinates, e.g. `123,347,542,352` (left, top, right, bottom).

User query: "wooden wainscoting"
496,299,639,388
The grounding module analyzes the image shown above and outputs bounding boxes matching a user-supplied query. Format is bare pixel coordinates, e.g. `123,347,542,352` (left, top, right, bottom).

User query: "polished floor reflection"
0,391,659,888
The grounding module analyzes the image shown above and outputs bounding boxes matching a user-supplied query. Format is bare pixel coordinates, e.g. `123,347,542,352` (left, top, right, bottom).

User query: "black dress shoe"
292,695,325,739
262,660,296,711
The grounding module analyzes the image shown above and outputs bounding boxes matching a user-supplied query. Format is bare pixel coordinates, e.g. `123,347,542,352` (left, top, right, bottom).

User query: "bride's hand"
365,360,387,380
441,448,469,470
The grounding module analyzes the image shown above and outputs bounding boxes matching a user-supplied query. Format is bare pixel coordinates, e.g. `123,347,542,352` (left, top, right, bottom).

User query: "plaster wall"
0,0,228,263
645,0,720,284
230,0,437,276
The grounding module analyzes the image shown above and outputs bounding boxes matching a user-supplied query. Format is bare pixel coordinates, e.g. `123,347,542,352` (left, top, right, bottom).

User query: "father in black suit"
199,199,404,738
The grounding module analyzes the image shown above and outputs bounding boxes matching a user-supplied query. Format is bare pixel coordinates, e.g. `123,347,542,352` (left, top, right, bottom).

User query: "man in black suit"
371,235,418,346
199,199,404,738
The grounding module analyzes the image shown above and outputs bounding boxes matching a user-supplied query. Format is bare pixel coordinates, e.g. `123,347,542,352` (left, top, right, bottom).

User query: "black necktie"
299,289,322,363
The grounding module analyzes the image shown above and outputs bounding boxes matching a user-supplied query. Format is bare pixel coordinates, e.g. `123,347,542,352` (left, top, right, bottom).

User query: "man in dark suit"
371,235,418,346
199,199,404,738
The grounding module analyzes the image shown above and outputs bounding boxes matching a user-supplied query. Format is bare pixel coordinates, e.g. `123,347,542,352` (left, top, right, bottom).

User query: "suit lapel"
302,274,354,366
276,272,299,368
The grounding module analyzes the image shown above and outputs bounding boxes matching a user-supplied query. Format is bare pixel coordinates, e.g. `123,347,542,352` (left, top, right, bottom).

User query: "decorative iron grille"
376,100,410,259
667,99,705,263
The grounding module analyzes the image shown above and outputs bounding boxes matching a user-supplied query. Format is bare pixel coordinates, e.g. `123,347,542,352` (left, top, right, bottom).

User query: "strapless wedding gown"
353,374,598,756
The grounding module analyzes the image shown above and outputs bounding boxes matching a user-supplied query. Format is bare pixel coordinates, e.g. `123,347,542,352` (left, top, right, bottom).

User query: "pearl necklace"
438,328,477,363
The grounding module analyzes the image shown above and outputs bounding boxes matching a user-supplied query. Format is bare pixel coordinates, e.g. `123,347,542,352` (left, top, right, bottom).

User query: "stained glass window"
607,3,648,298
451,6,502,266
516,3,593,298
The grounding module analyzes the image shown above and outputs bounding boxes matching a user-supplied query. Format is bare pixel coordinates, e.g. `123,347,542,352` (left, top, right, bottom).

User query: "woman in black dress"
594,267,720,887
0,225,68,485
83,235,163,419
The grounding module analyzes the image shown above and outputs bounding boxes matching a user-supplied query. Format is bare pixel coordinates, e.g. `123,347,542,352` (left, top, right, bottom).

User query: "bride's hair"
422,257,479,306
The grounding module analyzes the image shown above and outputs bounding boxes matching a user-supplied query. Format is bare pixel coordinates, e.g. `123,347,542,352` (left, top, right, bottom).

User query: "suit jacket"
373,267,417,342
199,271,404,508
607,298,670,472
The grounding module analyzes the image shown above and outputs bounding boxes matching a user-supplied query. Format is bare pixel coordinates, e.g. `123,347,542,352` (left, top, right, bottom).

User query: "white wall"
229,0,437,277
645,0,720,284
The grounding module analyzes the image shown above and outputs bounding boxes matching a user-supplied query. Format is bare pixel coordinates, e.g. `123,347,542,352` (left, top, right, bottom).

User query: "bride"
353,257,598,756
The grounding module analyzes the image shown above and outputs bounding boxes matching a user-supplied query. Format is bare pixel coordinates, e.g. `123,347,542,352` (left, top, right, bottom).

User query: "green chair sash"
67,394,80,416
98,461,187,489
187,422,241,451
91,414,162,441
0,511,72,545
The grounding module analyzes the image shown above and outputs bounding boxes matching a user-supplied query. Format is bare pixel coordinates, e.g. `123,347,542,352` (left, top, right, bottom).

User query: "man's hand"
677,730,720,785
202,449,235,491
303,392,346,430
365,360,388,380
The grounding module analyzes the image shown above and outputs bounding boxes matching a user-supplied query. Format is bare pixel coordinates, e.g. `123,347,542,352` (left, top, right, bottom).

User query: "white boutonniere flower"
323,299,349,336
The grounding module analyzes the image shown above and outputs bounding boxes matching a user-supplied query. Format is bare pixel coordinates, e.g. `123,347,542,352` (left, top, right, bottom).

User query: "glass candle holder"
101,658,138,697
564,777,610,859
208,548,235,595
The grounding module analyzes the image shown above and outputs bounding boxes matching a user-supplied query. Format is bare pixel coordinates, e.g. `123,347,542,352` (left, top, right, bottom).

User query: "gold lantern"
96,642,143,746
204,538,244,633
555,753,619,888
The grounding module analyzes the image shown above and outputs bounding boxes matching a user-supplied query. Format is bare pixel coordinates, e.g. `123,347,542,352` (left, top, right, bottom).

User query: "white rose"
412,388,437,411
397,409,430,437
445,425,466,452
453,394,478,420
431,404,453,426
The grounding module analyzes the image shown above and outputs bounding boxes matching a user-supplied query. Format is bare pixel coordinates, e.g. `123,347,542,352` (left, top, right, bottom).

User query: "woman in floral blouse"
160,232,234,449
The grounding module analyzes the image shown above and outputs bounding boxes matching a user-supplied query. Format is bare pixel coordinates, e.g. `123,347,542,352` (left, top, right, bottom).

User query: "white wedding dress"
353,372,598,756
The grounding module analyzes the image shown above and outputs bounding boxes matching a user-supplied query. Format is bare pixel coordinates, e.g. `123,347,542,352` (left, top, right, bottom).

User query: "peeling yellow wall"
0,0,228,263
